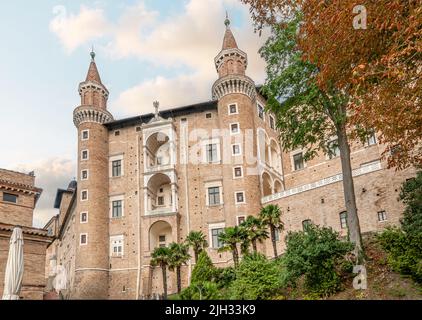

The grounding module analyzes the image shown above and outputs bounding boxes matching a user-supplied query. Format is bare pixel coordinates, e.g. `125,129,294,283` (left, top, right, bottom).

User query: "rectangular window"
115,130,120,136
82,130,89,140
274,230,280,241
3,193,18,204
378,210,387,222
136,126,142,132
206,144,218,163
258,104,264,119
112,200,123,218
110,235,124,257
340,212,348,229
228,104,238,115
237,216,246,225
269,116,275,129
206,113,212,119
230,123,240,135
112,160,122,177
81,150,89,161
232,144,241,156
235,192,245,204
211,228,224,249
80,234,88,246
81,190,88,201
81,170,88,180
80,212,88,224
367,130,377,146
328,140,341,159
157,196,165,206
159,235,166,247
234,167,243,178
208,187,221,206
293,153,304,171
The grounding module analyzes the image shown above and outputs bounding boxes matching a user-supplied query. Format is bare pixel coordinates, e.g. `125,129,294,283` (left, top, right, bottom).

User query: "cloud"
13,158,76,228
50,0,270,116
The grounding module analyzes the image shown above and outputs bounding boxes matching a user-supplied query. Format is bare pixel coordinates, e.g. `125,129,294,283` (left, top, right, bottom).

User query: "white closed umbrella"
2,227,24,300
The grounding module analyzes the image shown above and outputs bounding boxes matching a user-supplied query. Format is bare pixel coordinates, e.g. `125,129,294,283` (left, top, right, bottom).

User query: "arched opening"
262,172,273,197
145,132,170,168
149,221,173,251
270,139,282,173
274,180,283,193
146,173,173,213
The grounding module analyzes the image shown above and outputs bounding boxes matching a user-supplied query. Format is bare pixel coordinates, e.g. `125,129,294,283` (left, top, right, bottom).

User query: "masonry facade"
45,19,416,299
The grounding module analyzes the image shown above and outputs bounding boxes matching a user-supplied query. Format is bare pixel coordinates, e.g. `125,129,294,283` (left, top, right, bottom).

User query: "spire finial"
153,101,160,119
225,11,230,28
90,45,96,61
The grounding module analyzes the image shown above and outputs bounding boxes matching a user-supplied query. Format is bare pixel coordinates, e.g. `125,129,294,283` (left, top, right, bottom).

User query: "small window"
328,140,340,159
340,211,348,229
81,190,88,201
211,228,224,249
110,236,124,257
159,235,166,242
234,167,243,178
157,196,165,206
47,228,53,236
80,234,88,246
237,216,246,225
228,104,238,115
366,130,377,146
81,150,89,161
293,153,304,171
136,127,141,132
257,104,264,119
156,157,163,166
208,187,221,206
206,144,218,163
159,188,164,193
302,219,312,230
80,212,88,223
3,193,18,204
232,144,241,156
159,235,166,247
269,116,275,129
230,123,240,135
235,192,245,204
274,230,280,241
115,131,120,136
377,210,387,222
112,200,123,218
82,130,89,140
81,170,88,180
112,160,122,177
206,113,212,119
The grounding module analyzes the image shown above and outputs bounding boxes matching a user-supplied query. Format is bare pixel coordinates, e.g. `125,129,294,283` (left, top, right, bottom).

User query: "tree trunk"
252,239,258,253
194,250,199,264
176,266,182,294
270,225,278,258
232,247,239,267
337,125,364,262
161,265,168,300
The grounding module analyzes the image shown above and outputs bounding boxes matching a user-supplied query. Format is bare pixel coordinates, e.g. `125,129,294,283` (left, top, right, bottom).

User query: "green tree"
191,251,216,284
259,204,284,257
150,246,171,299
218,226,244,268
168,242,191,294
241,216,269,253
282,224,354,297
185,231,208,263
260,16,364,260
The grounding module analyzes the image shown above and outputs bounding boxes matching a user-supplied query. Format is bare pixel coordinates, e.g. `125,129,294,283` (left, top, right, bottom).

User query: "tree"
241,0,422,169
241,216,269,253
257,16,364,260
150,246,171,299
185,231,208,263
218,226,244,268
168,242,191,294
191,251,216,284
259,204,284,258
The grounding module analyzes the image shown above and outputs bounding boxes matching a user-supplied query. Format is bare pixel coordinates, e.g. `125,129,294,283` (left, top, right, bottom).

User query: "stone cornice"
212,75,257,100
214,48,248,71
73,106,114,127
78,80,109,99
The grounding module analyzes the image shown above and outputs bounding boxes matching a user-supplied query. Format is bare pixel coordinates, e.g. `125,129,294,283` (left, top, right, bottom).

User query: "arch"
145,132,170,168
269,138,282,173
149,221,173,251
274,179,283,193
262,172,273,197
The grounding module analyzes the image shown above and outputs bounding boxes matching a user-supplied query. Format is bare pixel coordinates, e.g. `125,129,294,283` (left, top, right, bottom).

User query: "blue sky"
0,0,268,227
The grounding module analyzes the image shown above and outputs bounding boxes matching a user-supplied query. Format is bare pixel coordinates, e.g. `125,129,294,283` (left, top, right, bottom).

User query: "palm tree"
218,226,244,267
168,242,191,294
259,204,284,258
241,216,269,253
185,231,208,263
150,246,171,299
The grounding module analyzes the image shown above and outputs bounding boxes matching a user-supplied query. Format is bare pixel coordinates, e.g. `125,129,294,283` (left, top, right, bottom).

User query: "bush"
228,253,283,300
214,267,236,289
282,224,354,297
180,281,222,300
191,251,216,284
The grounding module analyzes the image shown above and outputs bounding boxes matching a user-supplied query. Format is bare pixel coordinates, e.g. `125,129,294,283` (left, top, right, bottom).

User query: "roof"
105,100,218,130
54,188,74,209
0,222,52,238
222,27,238,50
85,60,102,84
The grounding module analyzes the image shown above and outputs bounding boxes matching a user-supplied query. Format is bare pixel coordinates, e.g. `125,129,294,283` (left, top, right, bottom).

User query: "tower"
212,16,263,225
72,51,113,299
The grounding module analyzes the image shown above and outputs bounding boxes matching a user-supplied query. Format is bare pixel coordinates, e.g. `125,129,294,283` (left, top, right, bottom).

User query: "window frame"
327,139,341,160
81,149,89,161
202,139,221,164
2,192,18,204
110,235,124,257
110,195,125,219
340,211,348,229
81,169,89,181
209,223,225,249
230,123,240,135
257,103,265,120
81,130,89,141
81,190,89,202
269,115,275,129
232,143,242,156
292,151,305,171
235,191,246,204
233,166,243,179
109,154,124,178
377,210,387,222
80,212,88,224
80,233,88,246
228,103,239,115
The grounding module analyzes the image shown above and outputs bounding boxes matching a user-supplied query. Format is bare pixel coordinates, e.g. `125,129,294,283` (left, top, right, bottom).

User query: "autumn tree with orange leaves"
241,0,421,169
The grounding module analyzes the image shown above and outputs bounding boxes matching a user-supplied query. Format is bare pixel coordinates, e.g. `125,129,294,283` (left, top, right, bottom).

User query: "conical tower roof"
85,50,102,84
222,15,238,50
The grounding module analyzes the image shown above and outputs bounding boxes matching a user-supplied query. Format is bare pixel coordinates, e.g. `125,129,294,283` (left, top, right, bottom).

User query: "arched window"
339,211,348,229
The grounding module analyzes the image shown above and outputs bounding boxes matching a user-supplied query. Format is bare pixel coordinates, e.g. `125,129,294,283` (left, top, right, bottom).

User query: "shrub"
191,251,216,284
214,267,236,289
228,253,283,300
180,281,222,300
282,224,354,297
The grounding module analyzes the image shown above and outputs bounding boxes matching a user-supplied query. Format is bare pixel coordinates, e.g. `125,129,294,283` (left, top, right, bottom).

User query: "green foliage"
259,204,284,257
281,224,354,297
180,281,222,300
218,226,245,267
240,216,269,253
378,172,422,283
228,253,283,300
168,243,190,271
191,251,216,284
185,231,208,262
150,246,171,268
214,267,236,289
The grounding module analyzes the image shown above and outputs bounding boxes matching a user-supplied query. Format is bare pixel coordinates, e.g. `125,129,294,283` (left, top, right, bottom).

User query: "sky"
0,0,269,228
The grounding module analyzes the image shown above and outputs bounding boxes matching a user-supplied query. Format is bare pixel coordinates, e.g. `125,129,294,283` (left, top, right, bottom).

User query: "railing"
261,160,382,204
145,164,175,174
145,208,177,217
